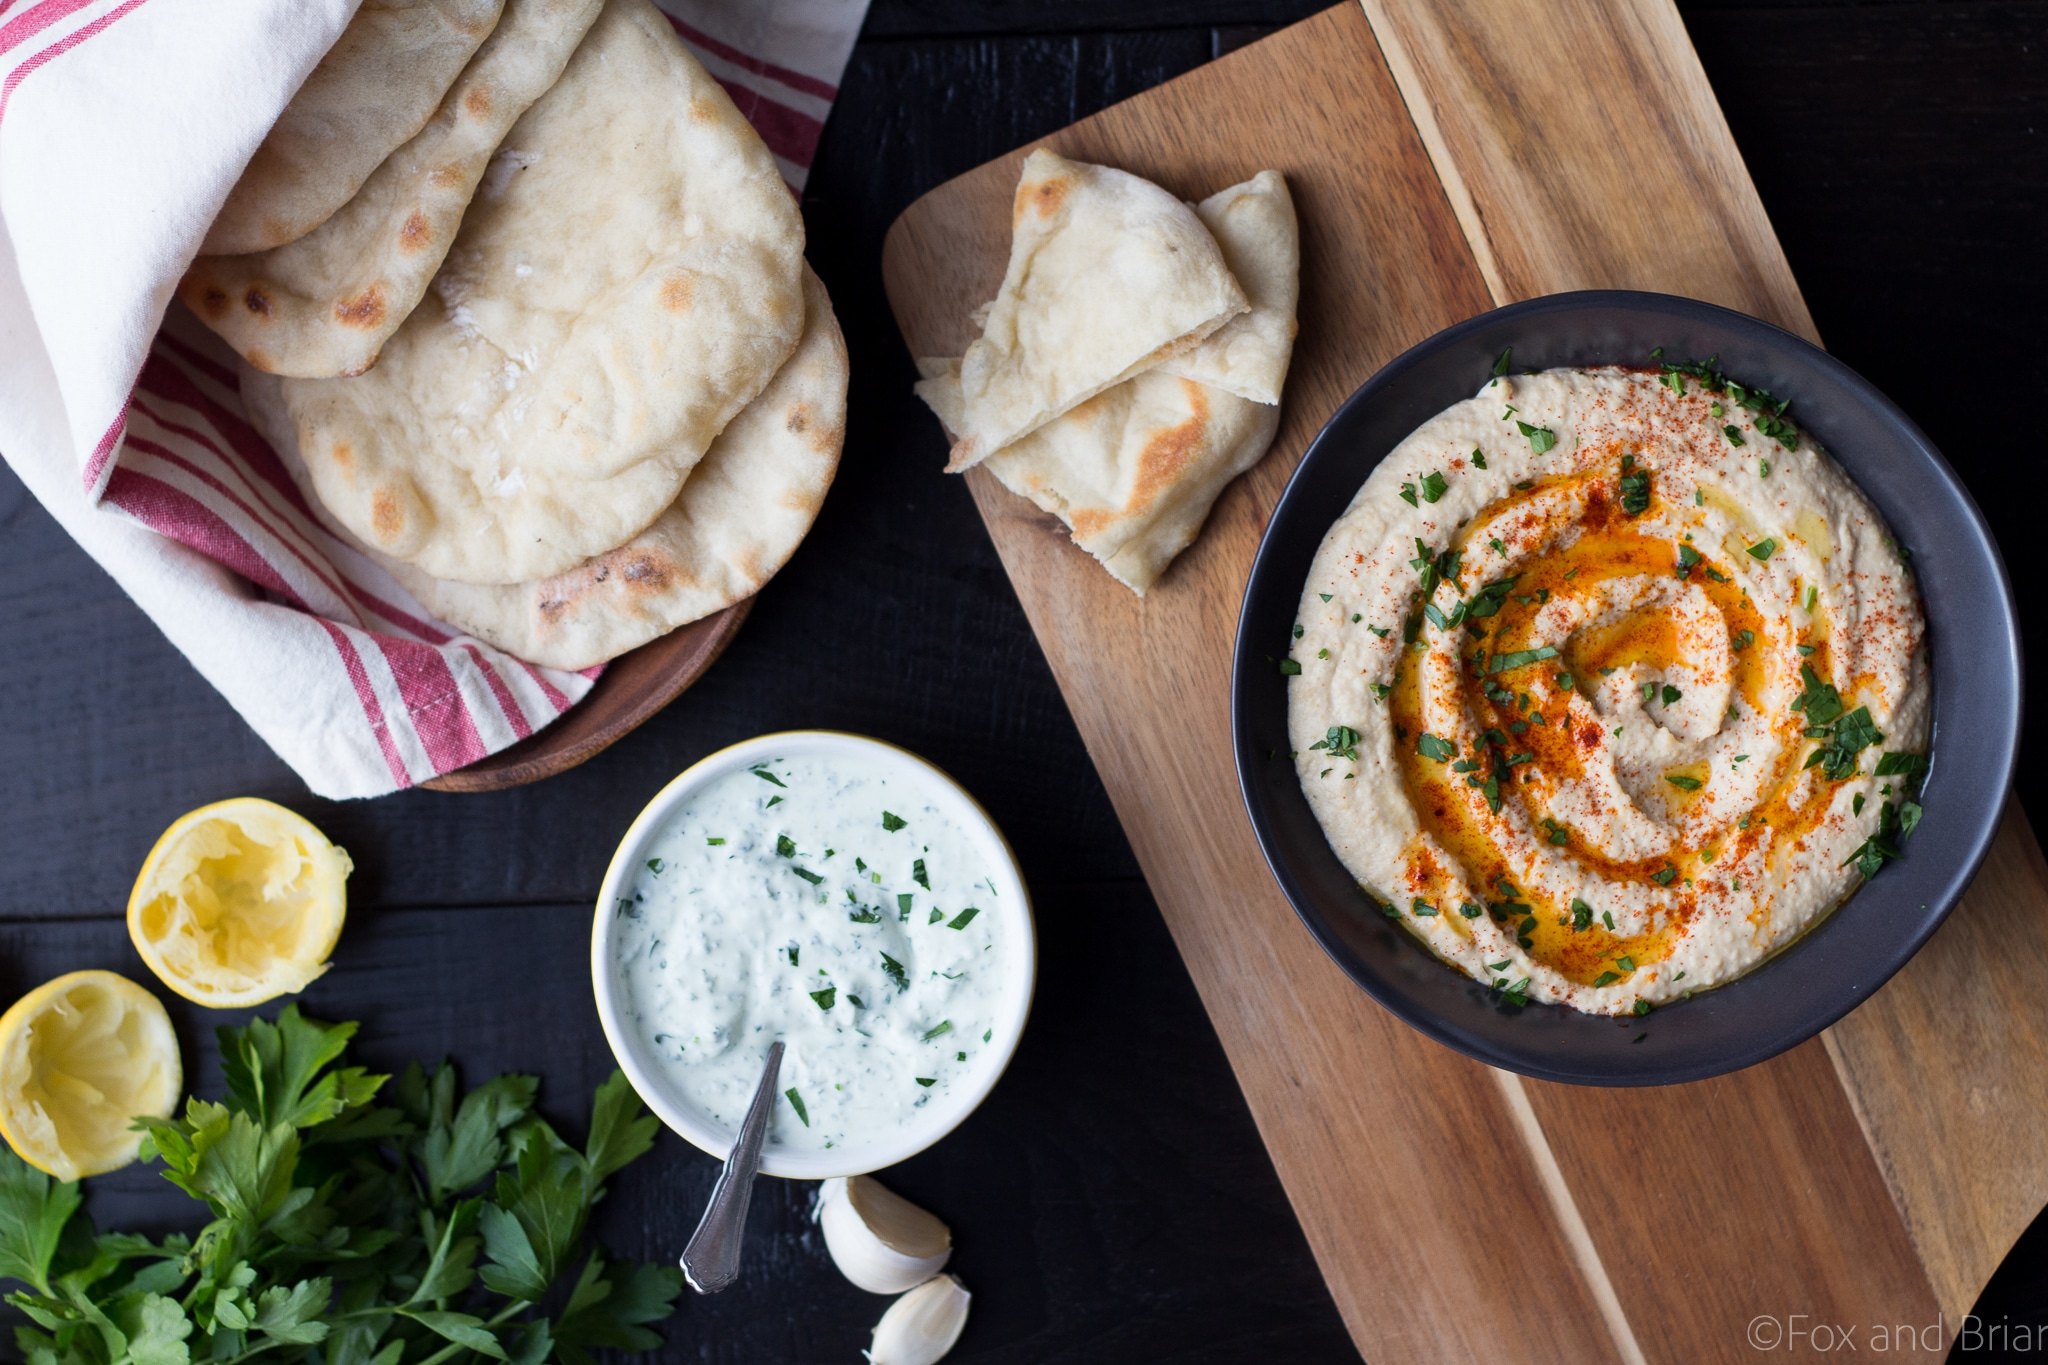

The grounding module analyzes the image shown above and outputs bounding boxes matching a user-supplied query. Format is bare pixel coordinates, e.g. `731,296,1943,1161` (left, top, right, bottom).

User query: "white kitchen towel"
0,0,868,799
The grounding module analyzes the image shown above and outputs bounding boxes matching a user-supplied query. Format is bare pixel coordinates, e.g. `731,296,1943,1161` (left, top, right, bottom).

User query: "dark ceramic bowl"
1232,291,2019,1085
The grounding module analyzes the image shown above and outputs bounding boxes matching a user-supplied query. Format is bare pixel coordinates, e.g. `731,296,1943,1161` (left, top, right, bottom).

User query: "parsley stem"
410,1301,532,1365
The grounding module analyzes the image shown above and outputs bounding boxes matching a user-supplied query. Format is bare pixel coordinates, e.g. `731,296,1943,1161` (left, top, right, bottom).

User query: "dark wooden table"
3,2,2044,1360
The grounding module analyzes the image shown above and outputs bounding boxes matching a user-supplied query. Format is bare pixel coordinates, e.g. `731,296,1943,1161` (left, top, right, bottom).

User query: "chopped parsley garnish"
1874,751,1929,781
1492,347,1513,377
785,1088,809,1125
1806,705,1883,781
706,836,726,845
1410,898,1439,918
1633,1000,1653,1017
1759,458,1772,478
1676,544,1701,577
1657,354,1802,447
1400,481,1419,506
1488,645,1560,674
1493,976,1532,1007
1665,773,1702,791
915,1078,937,1088
1516,420,1558,454
1723,424,1746,446
882,810,907,832
750,764,787,787
1731,628,1754,651
791,866,824,885
1279,657,1302,675
1309,724,1362,762
1594,971,1620,987
1844,797,1922,879
1420,470,1449,503
1418,732,1457,761
1747,537,1777,561
785,946,800,966
809,987,836,1010
913,858,931,889
1619,463,1651,516
880,953,910,992
1661,684,1682,706
1652,866,1678,886
1542,817,1570,846
775,834,796,858
921,1020,953,1043
1459,900,1485,918
948,906,981,930
1472,447,1488,469
848,905,883,924
1570,898,1594,932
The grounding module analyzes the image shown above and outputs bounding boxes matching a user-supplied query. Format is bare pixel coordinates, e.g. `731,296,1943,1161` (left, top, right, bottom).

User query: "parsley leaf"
1515,420,1558,454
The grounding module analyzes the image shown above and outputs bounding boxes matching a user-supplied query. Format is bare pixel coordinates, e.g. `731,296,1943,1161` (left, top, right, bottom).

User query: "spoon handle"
680,1040,784,1294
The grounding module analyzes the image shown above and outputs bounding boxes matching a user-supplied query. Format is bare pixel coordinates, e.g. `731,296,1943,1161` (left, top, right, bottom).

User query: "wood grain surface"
883,2,2048,1359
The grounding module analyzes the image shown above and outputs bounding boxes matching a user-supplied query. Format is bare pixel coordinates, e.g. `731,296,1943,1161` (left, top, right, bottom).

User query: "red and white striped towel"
0,0,867,798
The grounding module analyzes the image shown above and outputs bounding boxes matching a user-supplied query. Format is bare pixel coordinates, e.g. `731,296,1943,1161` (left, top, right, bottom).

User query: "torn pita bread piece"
916,358,1280,595
944,148,1248,473
182,0,604,379
204,0,507,256
1156,170,1299,405
247,0,807,587
265,269,846,671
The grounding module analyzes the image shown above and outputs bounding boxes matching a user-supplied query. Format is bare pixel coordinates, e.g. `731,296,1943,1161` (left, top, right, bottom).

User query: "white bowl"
590,730,1036,1179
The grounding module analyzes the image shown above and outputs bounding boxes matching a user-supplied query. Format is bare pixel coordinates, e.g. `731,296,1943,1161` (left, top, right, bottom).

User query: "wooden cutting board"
883,3,2048,1359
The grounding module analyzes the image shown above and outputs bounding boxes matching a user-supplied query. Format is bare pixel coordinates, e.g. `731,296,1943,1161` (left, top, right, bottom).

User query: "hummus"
1288,364,1929,1016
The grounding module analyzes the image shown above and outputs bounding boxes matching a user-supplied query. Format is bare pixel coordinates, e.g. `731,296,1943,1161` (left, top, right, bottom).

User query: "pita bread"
1156,171,1298,404
377,270,845,668
249,0,806,586
917,358,1279,595
181,0,604,380
943,149,1247,472
203,0,507,256
251,270,845,670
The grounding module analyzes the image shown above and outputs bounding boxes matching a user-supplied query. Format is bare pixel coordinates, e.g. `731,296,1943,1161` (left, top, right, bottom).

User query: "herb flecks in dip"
1288,364,1929,1016
611,755,1006,1151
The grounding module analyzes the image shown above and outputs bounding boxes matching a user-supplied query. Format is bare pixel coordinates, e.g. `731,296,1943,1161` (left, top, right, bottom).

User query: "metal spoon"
679,1040,783,1294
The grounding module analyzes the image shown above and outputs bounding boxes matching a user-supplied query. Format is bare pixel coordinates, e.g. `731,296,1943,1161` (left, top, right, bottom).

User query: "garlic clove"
866,1273,970,1365
817,1174,952,1294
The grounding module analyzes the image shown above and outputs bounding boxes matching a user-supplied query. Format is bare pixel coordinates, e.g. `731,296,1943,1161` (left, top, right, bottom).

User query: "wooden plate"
422,599,751,792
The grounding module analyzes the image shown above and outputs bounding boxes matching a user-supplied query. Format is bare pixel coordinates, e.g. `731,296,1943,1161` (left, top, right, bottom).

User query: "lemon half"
127,797,352,1008
0,970,182,1179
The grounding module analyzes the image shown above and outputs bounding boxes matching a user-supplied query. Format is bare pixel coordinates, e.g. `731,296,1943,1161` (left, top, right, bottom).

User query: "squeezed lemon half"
0,970,182,1179
127,797,352,1008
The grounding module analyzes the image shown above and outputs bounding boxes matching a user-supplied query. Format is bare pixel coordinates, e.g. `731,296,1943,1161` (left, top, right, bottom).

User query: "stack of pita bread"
914,150,1299,594
186,0,845,671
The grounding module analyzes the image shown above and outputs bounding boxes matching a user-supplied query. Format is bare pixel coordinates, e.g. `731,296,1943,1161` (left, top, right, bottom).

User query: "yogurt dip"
1288,363,1930,1016
601,738,1027,1168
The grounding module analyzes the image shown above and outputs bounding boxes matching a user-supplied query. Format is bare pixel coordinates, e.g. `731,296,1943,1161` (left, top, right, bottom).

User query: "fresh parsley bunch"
0,1007,683,1364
